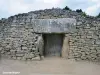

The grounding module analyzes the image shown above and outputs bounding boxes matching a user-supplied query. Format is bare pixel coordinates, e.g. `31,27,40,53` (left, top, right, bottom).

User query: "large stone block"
32,18,76,33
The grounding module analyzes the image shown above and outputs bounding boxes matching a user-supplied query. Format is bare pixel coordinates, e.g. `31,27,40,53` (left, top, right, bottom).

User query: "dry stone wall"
68,19,100,62
0,8,100,61
0,14,44,60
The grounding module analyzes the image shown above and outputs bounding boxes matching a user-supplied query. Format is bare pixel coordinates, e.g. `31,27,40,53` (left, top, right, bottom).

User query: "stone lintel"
32,18,76,33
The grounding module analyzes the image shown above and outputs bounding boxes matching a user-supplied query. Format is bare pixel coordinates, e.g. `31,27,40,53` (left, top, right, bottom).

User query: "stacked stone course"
0,8,100,61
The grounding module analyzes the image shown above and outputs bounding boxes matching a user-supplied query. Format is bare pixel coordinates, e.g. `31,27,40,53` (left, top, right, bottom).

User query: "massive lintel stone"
32,18,76,33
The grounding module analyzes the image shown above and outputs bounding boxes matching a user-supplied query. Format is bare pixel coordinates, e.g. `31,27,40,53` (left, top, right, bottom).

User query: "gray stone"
31,56,40,60
17,57,22,60
32,18,76,33
0,8,100,62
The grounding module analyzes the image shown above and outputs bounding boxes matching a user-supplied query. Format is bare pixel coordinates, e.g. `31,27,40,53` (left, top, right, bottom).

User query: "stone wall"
0,8,100,61
67,19,100,62
0,15,44,60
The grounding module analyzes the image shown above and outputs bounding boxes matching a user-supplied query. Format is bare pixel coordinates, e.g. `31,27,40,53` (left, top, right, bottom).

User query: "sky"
0,0,100,19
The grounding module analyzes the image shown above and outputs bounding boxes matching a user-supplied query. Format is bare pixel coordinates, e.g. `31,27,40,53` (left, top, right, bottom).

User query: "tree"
76,9,82,13
76,9,87,17
63,6,71,11
97,13,100,18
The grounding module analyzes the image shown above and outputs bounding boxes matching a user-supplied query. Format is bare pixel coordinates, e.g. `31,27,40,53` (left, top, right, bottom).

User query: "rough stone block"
17,57,22,60
16,54,24,57
31,56,40,60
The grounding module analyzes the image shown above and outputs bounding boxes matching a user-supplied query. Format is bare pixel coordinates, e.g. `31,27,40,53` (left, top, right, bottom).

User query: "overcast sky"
0,0,100,19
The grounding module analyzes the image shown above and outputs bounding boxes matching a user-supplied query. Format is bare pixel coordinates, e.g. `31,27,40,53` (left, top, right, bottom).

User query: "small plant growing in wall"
81,12,87,17
76,9,87,17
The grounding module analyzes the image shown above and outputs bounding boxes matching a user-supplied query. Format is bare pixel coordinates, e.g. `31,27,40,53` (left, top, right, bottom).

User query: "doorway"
43,34,64,57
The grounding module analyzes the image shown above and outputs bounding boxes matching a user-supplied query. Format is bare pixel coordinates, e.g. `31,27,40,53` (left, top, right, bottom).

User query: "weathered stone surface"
0,8,100,62
32,18,76,33
62,36,70,58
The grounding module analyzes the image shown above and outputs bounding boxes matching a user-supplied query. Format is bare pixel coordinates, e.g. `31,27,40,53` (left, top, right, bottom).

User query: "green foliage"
76,9,87,17
63,6,71,11
76,9,82,13
81,12,87,17
97,13,100,18
63,6,87,17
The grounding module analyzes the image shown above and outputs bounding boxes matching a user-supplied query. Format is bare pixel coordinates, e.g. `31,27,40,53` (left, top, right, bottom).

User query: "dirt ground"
0,57,100,75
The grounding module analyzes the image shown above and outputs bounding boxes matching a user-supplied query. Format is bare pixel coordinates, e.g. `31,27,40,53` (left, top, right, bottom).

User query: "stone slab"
32,18,76,33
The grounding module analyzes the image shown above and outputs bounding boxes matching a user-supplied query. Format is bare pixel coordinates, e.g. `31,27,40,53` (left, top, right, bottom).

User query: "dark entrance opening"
43,34,64,57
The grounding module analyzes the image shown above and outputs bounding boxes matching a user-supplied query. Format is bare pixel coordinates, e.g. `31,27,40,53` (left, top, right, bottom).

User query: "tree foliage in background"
63,6,71,11
76,9,82,13
76,9,87,17
63,6,88,17
97,13,100,18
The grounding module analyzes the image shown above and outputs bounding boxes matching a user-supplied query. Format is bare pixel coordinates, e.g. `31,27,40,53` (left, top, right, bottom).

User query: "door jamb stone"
61,34,70,58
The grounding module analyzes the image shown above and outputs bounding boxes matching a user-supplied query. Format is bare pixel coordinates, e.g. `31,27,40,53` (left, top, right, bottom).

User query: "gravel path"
0,57,100,75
